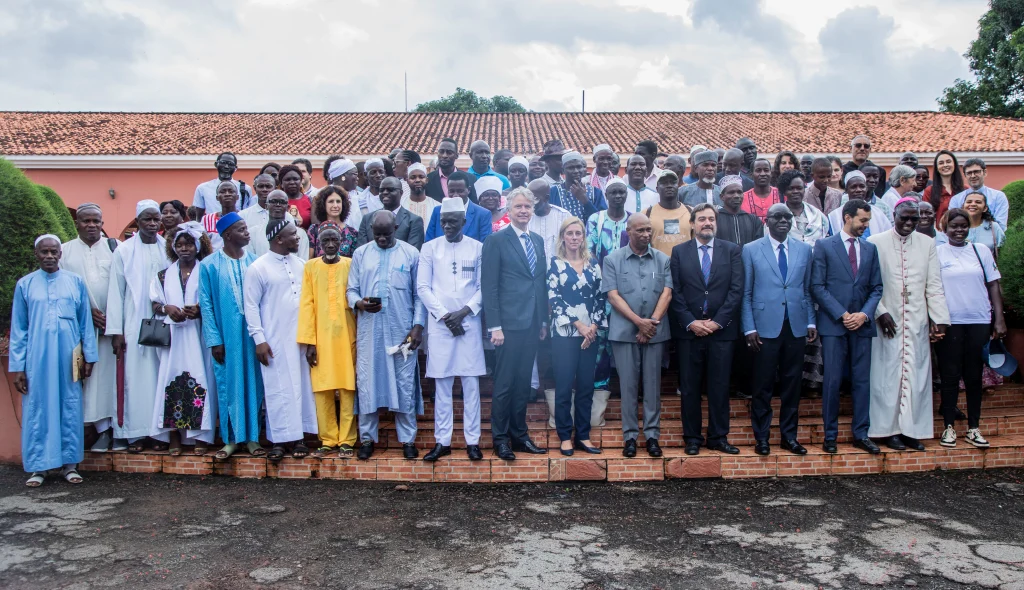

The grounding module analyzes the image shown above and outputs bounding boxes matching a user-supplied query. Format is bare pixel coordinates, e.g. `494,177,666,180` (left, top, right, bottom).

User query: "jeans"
551,336,598,442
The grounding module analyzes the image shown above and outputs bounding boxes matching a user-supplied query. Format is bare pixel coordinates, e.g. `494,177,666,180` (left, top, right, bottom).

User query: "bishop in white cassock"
867,199,949,447
59,203,119,450
416,198,486,461
243,220,318,454
105,200,168,446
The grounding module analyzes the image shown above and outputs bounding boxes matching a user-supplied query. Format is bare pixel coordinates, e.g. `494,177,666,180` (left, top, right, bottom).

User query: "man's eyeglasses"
267,199,288,205
768,213,794,221
853,143,870,149
965,169,985,176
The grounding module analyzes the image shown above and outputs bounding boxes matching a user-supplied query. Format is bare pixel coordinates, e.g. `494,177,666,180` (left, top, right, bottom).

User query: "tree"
415,88,527,113
36,184,77,238
938,0,1024,117
0,159,76,332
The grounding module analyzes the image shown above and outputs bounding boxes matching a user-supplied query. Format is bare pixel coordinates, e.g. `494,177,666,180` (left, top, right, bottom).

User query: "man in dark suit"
356,177,424,249
481,190,548,461
742,203,817,456
669,203,744,456
811,198,883,455
426,138,473,203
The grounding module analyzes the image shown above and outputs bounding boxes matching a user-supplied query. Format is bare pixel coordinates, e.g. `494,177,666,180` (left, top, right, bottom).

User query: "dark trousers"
490,322,539,446
551,336,598,442
936,323,990,429
821,334,872,440
751,320,803,442
730,337,754,395
677,338,733,446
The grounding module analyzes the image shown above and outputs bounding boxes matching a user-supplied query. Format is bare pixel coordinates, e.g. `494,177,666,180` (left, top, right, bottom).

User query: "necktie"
847,237,858,277
521,232,537,275
700,244,711,316
777,243,788,282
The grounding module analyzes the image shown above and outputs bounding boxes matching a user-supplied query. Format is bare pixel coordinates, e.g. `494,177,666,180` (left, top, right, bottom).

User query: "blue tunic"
9,270,98,472
198,250,264,443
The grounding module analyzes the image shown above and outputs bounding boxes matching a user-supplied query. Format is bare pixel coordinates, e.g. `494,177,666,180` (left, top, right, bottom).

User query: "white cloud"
0,0,989,112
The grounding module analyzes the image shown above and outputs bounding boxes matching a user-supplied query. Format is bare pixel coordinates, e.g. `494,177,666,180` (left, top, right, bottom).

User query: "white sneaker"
940,425,956,448
965,428,989,448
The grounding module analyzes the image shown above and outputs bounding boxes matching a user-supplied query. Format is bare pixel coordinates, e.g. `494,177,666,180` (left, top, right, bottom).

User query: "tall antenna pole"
404,72,408,112
582,90,585,113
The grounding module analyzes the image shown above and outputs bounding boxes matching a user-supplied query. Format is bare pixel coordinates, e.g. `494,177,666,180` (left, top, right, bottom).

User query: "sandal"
127,441,146,454
291,443,309,459
194,442,208,456
247,442,267,457
267,446,286,462
338,444,354,458
150,442,169,452
215,444,237,460
25,473,45,487
61,467,83,484
168,432,182,456
312,446,335,459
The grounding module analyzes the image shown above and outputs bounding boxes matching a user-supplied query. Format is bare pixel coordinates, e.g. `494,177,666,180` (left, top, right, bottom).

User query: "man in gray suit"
678,150,723,209
602,213,673,458
357,177,424,249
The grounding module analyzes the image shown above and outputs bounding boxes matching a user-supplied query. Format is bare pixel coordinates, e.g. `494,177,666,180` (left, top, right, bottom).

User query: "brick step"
78,434,1024,482
389,387,1024,423
374,412,1024,450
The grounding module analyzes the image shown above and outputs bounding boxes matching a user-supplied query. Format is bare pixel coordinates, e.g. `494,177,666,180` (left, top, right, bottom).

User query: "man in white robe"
59,203,120,451
347,210,426,461
243,220,318,459
867,199,949,450
240,188,308,260
417,198,486,461
105,200,168,450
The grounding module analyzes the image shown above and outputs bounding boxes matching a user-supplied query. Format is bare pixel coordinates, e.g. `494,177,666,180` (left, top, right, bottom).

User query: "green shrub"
1001,219,1024,325
36,184,77,240
1004,180,1024,227
0,158,67,333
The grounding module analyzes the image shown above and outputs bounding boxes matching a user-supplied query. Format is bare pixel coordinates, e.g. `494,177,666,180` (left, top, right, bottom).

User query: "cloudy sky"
0,0,986,113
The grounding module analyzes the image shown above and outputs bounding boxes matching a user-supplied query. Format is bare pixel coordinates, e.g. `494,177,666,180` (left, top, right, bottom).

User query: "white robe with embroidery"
867,230,950,439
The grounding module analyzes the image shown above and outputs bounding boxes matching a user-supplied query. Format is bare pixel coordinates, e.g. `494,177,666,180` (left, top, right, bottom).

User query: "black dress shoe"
403,443,419,460
511,438,547,454
574,441,602,454
646,439,663,458
623,439,637,458
885,435,906,451
822,439,838,454
423,443,451,462
684,442,700,456
356,440,375,461
900,435,925,451
708,441,740,454
754,440,770,456
559,444,574,456
495,443,516,461
853,438,881,454
781,439,807,455
729,390,752,400
466,445,484,461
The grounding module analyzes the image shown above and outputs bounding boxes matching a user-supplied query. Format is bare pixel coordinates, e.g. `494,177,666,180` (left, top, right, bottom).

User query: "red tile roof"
2,111,1024,156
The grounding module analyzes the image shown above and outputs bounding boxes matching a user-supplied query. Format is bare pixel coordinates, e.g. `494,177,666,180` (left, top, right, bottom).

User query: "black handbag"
138,313,171,347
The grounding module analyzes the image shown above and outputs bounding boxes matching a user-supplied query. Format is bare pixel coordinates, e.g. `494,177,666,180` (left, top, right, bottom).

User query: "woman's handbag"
138,313,171,347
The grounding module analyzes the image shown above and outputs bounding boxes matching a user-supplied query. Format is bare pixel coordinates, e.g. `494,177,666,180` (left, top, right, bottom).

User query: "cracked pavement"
1,466,1024,589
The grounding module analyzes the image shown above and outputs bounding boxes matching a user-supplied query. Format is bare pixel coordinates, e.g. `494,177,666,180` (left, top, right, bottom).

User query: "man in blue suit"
481,189,548,461
424,171,493,243
811,199,883,455
742,203,817,456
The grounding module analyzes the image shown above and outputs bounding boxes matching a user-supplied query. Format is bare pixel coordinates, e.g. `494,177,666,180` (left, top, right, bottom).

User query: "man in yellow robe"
297,223,359,458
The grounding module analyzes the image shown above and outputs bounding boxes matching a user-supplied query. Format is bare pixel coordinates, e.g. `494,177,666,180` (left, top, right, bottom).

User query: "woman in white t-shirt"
935,208,1007,449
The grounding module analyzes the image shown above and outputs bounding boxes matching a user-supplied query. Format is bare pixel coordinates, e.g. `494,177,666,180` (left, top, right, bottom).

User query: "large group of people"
9,135,1012,486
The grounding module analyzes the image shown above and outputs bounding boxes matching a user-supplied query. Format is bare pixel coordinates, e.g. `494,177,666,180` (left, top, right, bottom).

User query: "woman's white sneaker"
940,426,957,448
965,428,989,448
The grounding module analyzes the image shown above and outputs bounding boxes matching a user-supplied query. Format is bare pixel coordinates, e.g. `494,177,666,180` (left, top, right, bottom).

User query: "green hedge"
1004,180,1024,227
0,159,74,333
1002,219,1024,324
36,184,77,239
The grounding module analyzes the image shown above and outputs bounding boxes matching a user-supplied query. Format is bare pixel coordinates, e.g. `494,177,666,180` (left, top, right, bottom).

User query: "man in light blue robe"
9,235,98,486
346,210,426,460
198,213,266,459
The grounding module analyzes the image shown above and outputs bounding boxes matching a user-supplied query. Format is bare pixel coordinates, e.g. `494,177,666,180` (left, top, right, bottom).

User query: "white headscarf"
508,156,529,171
474,176,504,198
173,221,205,249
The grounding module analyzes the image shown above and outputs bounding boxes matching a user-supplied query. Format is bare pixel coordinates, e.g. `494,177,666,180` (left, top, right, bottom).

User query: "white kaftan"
59,237,118,426
104,235,167,440
867,230,950,439
243,252,318,442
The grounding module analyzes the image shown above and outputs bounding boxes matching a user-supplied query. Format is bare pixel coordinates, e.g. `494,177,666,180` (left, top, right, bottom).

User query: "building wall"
22,163,1024,236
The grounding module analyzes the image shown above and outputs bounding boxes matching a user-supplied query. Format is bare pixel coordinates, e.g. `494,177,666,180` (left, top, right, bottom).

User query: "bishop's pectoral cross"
901,283,911,305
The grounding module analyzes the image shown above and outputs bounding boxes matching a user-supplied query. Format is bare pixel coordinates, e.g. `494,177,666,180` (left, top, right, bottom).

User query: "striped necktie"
521,232,537,275
700,244,711,315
